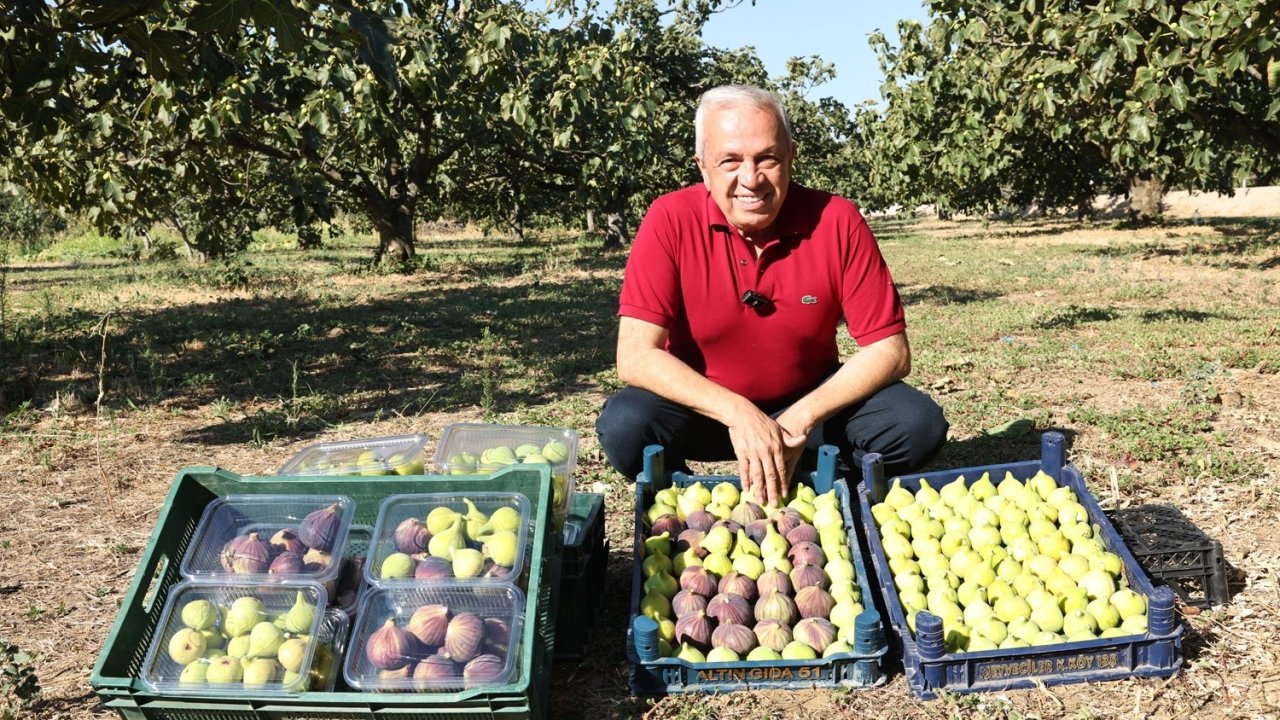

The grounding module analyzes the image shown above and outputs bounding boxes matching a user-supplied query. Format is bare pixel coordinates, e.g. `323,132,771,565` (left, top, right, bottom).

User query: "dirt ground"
3,192,1279,719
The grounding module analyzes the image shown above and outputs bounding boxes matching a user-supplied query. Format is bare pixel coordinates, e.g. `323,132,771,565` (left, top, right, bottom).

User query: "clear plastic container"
334,524,372,617
343,584,525,692
278,434,431,477
434,424,577,518
365,492,530,588
308,608,351,692
140,580,327,696
180,495,355,586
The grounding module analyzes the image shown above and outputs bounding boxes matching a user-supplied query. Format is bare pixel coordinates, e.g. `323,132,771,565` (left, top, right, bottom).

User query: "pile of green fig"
871,470,1149,654
638,481,865,663
219,503,345,577
359,601,515,690
376,499,523,582
293,448,426,476
163,590,324,689
444,439,572,510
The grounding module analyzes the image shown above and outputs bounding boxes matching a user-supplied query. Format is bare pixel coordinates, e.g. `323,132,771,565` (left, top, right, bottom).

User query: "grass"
1,214,1278,719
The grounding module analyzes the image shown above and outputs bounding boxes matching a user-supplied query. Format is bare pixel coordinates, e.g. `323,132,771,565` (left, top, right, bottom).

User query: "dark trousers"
595,381,949,481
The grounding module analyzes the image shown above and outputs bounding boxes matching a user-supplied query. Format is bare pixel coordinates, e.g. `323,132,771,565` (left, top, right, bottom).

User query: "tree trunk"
585,209,597,233
366,193,416,263
600,194,630,249
1128,172,1164,221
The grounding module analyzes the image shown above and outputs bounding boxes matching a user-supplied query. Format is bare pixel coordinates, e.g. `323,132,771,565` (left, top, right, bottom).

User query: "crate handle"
632,615,661,662
1040,431,1065,481
137,553,171,615
862,452,886,503
640,445,669,489
813,444,838,493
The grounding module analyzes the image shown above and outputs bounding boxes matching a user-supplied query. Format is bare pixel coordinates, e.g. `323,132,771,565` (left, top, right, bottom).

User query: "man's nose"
737,161,762,186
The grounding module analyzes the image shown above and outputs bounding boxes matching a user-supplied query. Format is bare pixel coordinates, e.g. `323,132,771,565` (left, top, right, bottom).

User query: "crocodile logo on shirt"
801,295,818,305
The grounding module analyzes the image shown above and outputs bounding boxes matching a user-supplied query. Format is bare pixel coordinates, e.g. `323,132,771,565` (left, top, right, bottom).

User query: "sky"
700,0,931,108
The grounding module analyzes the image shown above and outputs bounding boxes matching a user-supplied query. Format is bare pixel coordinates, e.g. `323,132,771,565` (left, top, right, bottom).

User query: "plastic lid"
434,423,578,515
180,494,355,585
278,434,430,477
365,492,530,588
140,580,328,696
343,584,525,692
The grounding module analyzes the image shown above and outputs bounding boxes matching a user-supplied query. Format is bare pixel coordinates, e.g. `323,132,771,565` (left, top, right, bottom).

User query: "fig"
712,622,758,656
679,566,718,597
754,591,798,626
270,528,308,556
180,599,217,631
483,617,512,656
380,552,416,580
793,617,837,654
366,618,416,670
463,654,506,687
650,514,685,538
269,551,305,575
745,519,772,545
753,619,793,652
221,532,271,574
773,508,803,536
675,528,706,557
706,592,753,626
672,589,709,618
414,555,454,580
730,501,765,528
711,519,743,536
247,621,285,658
412,653,457,686
277,637,309,673
717,572,758,603
224,596,266,638
281,591,316,634
393,518,431,555
674,610,713,652
788,541,826,568
378,663,417,682
785,523,819,546
205,655,244,683
428,516,466,559
685,510,717,533
407,604,450,647
482,560,511,578
444,612,485,663
790,563,829,592
756,569,792,597
795,586,835,620
167,628,207,665
302,547,332,570
452,548,486,579
482,530,519,568
425,506,460,535
242,657,277,685
298,503,342,552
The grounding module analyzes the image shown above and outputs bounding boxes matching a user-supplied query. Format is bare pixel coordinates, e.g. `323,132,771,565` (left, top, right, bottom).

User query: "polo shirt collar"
704,181,808,241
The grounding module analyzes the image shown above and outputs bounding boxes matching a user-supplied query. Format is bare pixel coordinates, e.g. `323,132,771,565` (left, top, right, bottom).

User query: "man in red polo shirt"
595,84,947,505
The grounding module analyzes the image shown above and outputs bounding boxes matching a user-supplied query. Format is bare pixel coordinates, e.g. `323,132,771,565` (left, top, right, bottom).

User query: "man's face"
696,103,795,241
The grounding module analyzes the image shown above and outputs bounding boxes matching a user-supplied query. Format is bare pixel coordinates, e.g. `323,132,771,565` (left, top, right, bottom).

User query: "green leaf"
1127,112,1151,142
1168,77,1188,111
189,0,249,33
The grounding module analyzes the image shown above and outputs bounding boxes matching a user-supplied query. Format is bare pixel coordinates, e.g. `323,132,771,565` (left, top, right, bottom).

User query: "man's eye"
720,161,740,171
758,158,779,169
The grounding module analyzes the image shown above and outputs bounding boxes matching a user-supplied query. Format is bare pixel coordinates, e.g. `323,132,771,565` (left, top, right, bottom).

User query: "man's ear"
695,155,711,190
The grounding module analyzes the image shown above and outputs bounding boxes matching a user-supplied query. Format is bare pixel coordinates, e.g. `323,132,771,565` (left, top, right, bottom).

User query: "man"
595,84,947,505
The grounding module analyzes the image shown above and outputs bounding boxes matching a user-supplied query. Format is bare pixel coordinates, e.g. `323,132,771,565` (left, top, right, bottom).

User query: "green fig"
461,498,488,540
884,478,914,510
427,516,466,559
248,621,285,658
242,657,278,685
226,634,251,659
760,522,788,560
452,547,486,578
425,506,460,535
167,628,207,665
276,637,309,674
205,656,244,684
477,506,521,535
178,659,209,683
482,529,519,567
180,599,218,631
281,591,316,634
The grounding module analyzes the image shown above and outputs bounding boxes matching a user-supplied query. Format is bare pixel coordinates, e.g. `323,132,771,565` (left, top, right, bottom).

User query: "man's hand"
728,406,808,507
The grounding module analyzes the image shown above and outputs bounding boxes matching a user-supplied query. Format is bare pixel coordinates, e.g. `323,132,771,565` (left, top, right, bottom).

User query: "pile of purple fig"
361,603,515,690
219,503,344,576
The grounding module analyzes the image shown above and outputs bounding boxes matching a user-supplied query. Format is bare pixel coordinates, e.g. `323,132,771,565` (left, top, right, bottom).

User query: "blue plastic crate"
857,431,1184,699
627,445,887,695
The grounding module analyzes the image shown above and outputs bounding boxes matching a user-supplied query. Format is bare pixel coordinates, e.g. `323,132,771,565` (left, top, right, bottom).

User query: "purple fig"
414,555,453,580
393,518,431,555
672,589,710,618
773,509,802,536
794,617,837,654
706,592,753,626
483,618,512,656
685,510,717,533
412,653,458,686
366,619,416,671
745,519,772,545
221,532,271,574
482,560,512,578
718,572,758,603
711,519,742,536
754,591,798,626
712,622,757,656
407,604,450,647
378,662,417,681
674,610,713,652
679,566,718,596
463,654,506,688
795,586,835,620
730,501,765,527
675,528,706,557
302,547,332,571
650,514,685,538
756,569,793,597
788,541,826,568
268,551,305,575
785,523,818,546
269,528,307,556
444,612,485,663
790,563,829,592
753,619,793,652
298,502,342,552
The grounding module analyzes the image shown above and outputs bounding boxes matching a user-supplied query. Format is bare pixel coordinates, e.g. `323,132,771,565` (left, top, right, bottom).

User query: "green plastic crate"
90,465,561,720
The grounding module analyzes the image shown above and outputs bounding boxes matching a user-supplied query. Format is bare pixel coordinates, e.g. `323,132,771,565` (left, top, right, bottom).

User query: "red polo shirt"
618,182,905,407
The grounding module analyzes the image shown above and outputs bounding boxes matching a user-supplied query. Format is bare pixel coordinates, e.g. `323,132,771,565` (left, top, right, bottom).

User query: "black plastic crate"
1106,504,1228,609
555,493,607,660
